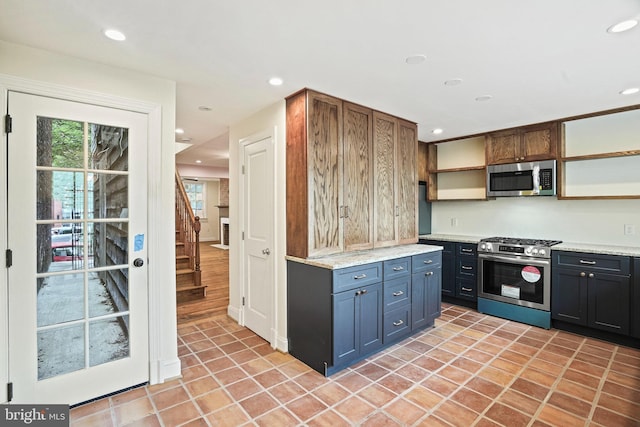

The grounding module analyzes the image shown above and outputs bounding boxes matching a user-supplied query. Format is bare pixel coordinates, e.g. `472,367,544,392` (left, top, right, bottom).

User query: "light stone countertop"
285,243,443,270
419,233,640,257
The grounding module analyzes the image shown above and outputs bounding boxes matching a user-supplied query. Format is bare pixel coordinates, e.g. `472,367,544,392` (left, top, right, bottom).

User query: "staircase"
175,171,207,303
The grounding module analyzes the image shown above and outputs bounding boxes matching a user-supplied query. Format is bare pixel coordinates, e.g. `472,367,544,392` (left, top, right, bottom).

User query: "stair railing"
175,171,202,287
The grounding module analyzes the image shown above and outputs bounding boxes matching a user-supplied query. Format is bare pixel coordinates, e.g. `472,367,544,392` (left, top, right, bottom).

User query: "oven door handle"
478,253,550,267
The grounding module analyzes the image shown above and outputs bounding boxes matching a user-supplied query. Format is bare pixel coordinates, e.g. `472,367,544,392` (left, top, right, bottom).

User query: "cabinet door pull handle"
353,274,367,280
393,320,404,327
579,260,596,265
461,287,473,292
392,266,405,271
580,272,586,277
423,259,433,264
392,291,404,297
425,271,434,276
461,248,473,253
360,289,368,295
588,273,595,278
461,265,473,270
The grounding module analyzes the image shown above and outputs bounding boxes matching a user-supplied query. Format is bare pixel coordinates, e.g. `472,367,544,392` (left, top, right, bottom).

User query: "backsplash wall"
431,197,640,246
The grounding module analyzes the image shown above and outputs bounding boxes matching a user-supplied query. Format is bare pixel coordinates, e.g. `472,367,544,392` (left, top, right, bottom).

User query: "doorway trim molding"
0,73,177,402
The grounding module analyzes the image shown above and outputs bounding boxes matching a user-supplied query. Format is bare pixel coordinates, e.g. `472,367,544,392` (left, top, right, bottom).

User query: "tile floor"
70,304,640,426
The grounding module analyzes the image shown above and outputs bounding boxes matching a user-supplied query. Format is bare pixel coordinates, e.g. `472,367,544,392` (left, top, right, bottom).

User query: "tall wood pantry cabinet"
286,89,417,258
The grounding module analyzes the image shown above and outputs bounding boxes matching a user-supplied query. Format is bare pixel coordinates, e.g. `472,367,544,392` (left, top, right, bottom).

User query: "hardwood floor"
177,242,229,324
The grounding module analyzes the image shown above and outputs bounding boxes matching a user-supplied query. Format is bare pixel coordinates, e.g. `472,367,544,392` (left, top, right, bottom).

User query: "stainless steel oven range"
477,237,561,329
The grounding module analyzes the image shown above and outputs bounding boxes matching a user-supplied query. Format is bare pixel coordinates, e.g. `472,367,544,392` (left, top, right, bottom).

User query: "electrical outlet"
624,224,636,235
450,218,458,227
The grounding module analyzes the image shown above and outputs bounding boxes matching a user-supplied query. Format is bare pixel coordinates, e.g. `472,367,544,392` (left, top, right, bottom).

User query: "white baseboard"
227,304,241,323
149,357,181,385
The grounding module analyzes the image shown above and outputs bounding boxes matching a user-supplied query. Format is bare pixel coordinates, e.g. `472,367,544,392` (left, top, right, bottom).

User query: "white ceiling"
2,0,639,171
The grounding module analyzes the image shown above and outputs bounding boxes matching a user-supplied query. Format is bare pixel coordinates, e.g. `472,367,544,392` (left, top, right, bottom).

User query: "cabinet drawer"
412,251,442,273
457,243,477,257
383,257,411,280
457,278,477,300
383,277,411,310
333,262,383,293
457,258,477,277
553,252,630,275
383,305,411,342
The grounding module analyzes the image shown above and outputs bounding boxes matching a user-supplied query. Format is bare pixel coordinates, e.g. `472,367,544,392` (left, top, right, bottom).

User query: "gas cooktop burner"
478,237,562,258
480,237,562,247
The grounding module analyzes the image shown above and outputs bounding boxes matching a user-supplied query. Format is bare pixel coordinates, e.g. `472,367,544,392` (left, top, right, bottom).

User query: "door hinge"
242,165,245,175
242,297,245,306
5,249,12,268
241,231,244,240
4,114,12,134
7,382,13,402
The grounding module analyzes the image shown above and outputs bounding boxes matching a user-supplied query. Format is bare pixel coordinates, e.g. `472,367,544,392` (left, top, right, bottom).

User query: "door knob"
262,248,271,255
133,258,144,267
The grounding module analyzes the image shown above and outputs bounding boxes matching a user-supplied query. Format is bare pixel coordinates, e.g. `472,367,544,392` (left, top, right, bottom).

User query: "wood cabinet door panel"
587,273,630,335
522,128,554,160
487,131,519,164
343,103,373,251
373,112,397,247
333,289,358,366
551,269,588,326
397,120,418,244
308,92,343,257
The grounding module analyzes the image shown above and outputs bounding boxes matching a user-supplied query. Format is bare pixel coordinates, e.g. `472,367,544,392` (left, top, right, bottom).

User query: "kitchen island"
287,244,443,376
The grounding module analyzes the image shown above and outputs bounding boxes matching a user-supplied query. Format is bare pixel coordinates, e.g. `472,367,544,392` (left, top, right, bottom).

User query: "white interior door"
242,136,274,343
7,91,149,405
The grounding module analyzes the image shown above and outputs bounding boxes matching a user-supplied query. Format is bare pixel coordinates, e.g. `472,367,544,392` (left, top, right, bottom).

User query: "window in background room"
184,182,206,218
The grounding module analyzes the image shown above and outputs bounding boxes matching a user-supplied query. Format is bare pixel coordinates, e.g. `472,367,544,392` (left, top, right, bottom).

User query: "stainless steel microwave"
486,160,556,197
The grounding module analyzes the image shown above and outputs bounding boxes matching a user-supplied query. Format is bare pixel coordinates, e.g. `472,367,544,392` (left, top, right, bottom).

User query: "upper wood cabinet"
486,122,558,165
373,112,418,248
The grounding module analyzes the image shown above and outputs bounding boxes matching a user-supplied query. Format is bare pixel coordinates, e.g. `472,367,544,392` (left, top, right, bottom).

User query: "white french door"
7,92,149,404
242,135,274,343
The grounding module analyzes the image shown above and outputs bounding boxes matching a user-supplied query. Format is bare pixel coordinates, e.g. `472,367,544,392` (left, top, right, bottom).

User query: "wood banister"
175,171,202,286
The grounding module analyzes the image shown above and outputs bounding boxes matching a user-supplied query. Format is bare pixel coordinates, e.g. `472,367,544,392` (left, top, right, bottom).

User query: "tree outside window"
184,182,205,218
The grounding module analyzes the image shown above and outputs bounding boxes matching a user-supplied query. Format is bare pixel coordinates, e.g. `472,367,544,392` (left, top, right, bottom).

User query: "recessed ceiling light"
268,77,284,86
607,19,638,33
175,128,184,134
405,54,426,65
475,95,493,102
104,29,126,41
195,160,202,164
432,128,444,135
198,106,212,111
444,79,463,86
620,87,639,95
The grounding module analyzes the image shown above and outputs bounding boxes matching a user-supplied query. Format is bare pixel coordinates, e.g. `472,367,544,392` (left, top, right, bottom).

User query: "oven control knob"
539,249,546,256
525,247,532,255
531,248,539,255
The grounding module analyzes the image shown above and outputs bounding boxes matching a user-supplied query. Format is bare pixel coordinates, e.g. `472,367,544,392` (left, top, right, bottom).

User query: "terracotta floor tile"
180,353,200,368
255,407,300,427
450,318,475,328
307,409,352,427
211,333,236,345
592,407,638,427
427,348,457,363
70,398,110,419
378,373,414,395
474,341,503,355
440,340,468,355
204,355,235,373
122,414,161,427
396,363,430,382
251,368,286,389
355,362,391,380
606,369,640,390
188,339,215,353
462,348,495,364
294,369,331,391
507,341,540,357
389,346,422,362
465,377,504,399
334,371,372,393
536,404,587,427
195,389,233,414
477,366,515,387
158,401,201,426
609,360,640,379
562,368,601,389
384,398,426,425
536,349,570,366
357,383,396,407
519,367,557,387
484,402,531,427
550,336,583,350
493,329,520,342
219,340,248,355
438,364,473,384
451,387,492,413
473,417,503,427
184,375,220,397
404,339,434,354
412,355,446,371
238,391,278,419
574,351,609,368
181,331,207,344
498,389,541,416
150,385,190,411
181,364,209,382
71,410,114,427
484,335,512,348
284,394,327,422
277,358,313,377
225,377,262,401
555,378,597,404
601,380,640,403
490,356,522,374
528,358,564,376
180,418,208,427
375,354,407,371
569,359,606,378
544,343,577,358
213,366,247,386
421,374,459,397
433,399,481,427
266,380,306,405
241,357,274,375
361,411,403,427
334,395,375,424
206,404,250,427
228,348,260,364
510,378,551,401
194,347,224,363
405,385,445,409
597,392,640,421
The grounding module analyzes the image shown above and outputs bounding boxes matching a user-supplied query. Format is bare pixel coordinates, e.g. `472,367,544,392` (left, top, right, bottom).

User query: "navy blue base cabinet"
287,250,442,376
